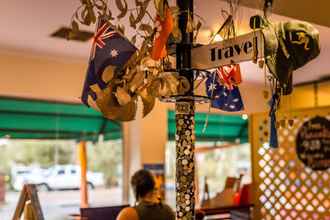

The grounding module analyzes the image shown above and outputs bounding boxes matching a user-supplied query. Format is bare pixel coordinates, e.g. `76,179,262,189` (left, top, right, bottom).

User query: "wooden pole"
78,141,89,208
175,0,195,219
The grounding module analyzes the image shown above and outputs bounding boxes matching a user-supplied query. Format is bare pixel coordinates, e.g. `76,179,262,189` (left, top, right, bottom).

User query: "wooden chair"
199,176,253,220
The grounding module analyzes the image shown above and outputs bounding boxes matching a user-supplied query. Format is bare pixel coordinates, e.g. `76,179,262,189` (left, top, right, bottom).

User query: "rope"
202,72,217,133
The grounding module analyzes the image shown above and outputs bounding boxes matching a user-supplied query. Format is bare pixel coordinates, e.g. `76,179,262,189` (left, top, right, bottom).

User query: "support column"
78,141,88,208
176,0,195,219
122,116,141,204
175,102,195,219
122,101,167,203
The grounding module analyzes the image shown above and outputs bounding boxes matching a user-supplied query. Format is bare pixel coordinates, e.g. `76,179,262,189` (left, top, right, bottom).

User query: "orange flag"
151,7,174,60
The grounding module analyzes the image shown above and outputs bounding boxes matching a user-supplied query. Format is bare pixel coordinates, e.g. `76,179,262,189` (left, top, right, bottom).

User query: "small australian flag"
81,19,137,106
206,72,244,112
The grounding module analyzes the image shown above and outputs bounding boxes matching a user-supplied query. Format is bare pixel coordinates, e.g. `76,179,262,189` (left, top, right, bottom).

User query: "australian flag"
81,19,137,106
206,72,244,112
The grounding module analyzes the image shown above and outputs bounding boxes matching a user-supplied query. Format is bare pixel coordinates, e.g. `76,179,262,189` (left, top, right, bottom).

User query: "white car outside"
12,165,104,191
11,165,46,191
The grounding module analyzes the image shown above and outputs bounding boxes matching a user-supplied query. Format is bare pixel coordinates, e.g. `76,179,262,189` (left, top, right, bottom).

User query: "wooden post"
78,141,89,208
175,0,195,219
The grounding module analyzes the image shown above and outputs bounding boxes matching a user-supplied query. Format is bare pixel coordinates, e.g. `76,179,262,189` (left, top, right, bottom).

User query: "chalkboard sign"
296,116,330,171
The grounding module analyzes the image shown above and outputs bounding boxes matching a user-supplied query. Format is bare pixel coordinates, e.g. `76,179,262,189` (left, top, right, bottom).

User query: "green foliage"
0,141,74,172
0,140,123,188
88,140,123,187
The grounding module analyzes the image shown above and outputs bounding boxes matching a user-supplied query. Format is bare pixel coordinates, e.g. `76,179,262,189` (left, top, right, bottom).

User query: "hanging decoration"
151,5,174,60
269,93,280,148
257,17,320,95
75,0,321,151
250,4,320,147
205,71,244,112
216,64,242,90
73,0,204,121
200,0,245,114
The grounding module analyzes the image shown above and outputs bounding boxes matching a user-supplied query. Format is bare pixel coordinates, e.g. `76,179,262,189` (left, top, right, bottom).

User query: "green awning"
168,110,248,143
0,96,121,141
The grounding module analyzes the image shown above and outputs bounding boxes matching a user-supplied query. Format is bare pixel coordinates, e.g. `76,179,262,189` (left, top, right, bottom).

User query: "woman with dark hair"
117,169,175,220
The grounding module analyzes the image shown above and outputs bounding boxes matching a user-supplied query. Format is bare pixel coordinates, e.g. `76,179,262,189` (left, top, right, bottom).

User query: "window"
0,139,124,219
57,169,65,175
165,141,252,207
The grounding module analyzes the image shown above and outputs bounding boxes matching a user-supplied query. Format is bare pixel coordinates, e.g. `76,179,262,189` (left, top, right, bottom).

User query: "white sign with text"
192,30,264,69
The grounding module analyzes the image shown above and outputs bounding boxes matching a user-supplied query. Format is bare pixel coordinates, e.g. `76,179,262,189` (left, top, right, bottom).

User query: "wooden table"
197,204,254,220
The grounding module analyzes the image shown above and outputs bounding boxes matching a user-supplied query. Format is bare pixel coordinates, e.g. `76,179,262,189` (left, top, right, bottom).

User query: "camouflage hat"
261,20,320,95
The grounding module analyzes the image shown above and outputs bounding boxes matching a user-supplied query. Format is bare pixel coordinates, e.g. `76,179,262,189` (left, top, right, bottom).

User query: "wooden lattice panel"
251,107,330,220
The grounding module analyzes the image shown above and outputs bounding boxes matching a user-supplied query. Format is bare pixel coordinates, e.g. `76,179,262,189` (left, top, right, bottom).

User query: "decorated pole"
175,0,196,219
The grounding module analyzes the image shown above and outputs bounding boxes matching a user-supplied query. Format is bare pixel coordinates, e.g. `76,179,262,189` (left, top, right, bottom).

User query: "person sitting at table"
116,169,175,220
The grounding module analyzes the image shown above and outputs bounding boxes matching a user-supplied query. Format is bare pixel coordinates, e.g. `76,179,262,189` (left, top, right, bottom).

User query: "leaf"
87,6,96,24
154,0,166,19
96,86,137,121
74,11,79,20
102,65,116,84
71,20,79,33
135,4,149,25
94,0,107,10
115,87,132,106
139,88,155,117
172,16,182,43
131,35,137,45
117,24,125,35
67,31,76,40
169,6,179,16
195,20,202,32
139,23,153,34
194,20,202,41
115,0,128,19
186,12,194,33
81,6,92,25
177,76,191,94
106,9,115,20
129,13,137,29
135,0,143,6
128,70,145,92
134,0,151,25
80,7,89,24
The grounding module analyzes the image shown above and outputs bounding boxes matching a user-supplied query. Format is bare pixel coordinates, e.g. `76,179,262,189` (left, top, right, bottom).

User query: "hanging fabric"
269,93,279,148
151,6,174,60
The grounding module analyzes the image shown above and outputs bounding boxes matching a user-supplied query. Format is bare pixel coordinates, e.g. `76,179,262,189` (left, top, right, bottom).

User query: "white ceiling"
0,0,329,85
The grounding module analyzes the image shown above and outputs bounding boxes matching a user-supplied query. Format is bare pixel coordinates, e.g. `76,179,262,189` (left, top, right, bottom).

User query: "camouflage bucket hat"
262,20,320,95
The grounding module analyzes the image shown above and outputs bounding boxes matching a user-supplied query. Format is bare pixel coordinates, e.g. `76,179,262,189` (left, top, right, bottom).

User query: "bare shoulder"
116,207,139,220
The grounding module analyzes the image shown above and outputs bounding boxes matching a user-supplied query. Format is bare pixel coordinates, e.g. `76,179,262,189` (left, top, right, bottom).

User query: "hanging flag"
206,73,244,112
81,19,137,107
269,94,279,148
151,6,174,60
216,64,242,90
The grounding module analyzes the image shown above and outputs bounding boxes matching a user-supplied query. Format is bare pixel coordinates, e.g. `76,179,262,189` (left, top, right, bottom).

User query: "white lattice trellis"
252,107,330,220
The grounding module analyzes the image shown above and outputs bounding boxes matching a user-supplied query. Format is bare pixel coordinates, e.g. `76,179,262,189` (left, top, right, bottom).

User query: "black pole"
175,0,195,219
